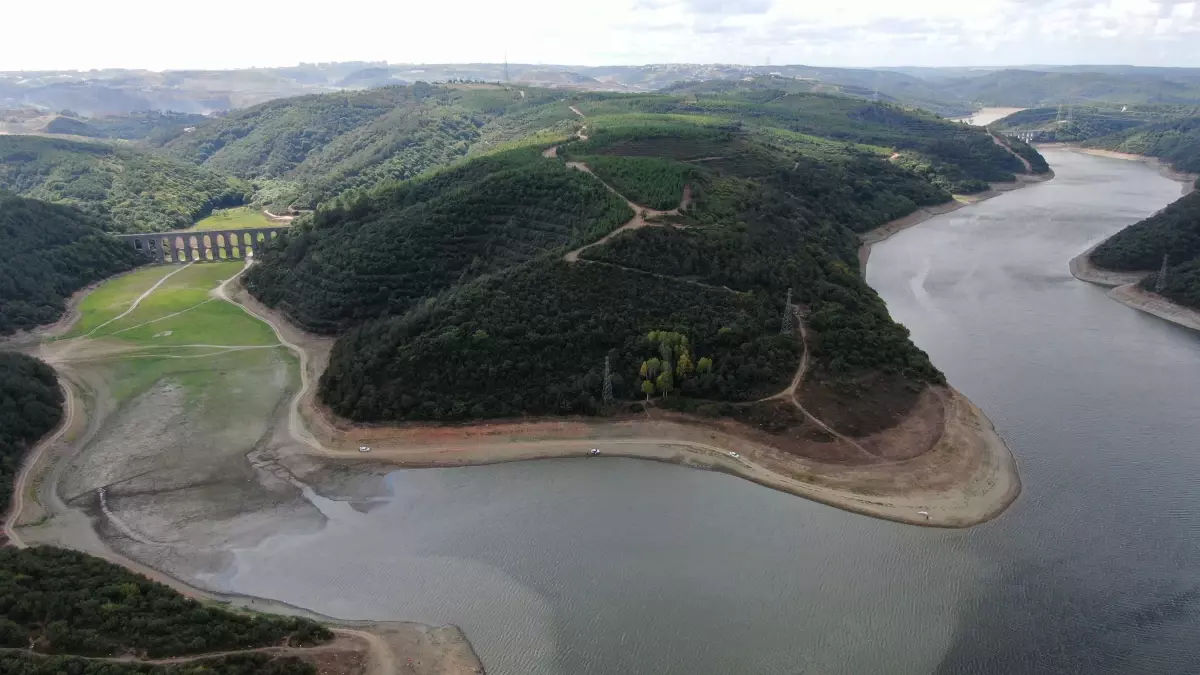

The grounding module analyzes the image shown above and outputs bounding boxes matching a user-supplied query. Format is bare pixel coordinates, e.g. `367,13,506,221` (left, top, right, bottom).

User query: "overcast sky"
3,0,1198,71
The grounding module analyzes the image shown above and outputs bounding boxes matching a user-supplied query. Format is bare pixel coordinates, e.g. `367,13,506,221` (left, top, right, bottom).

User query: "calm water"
231,149,1200,674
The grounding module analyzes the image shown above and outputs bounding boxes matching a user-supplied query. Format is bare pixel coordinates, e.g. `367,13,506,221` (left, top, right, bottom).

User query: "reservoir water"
230,149,1200,674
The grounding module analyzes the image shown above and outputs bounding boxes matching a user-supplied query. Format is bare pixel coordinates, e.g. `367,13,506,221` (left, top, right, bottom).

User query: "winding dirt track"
3,379,74,548
988,131,1034,173
87,264,193,337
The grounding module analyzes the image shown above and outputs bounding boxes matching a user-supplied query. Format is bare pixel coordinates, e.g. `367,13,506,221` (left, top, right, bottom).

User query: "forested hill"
154,83,1031,210
0,194,142,336
154,84,582,208
248,95,1039,423
1084,116,1200,173
0,135,248,232
1091,183,1200,309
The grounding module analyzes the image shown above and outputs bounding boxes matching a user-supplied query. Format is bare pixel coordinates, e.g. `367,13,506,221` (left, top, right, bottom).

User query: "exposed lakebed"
218,149,1200,674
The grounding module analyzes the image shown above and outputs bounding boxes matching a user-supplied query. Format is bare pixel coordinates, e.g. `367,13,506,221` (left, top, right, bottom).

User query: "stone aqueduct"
116,227,290,264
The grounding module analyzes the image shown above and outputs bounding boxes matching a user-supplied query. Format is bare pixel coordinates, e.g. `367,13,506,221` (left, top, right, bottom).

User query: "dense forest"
245,148,633,333
0,353,62,512
0,547,329,658
0,136,247,232
1091,182,1200,309
155,84,581,208
1091,188,1200,272
0,653,316,675
44,111,210,142
0,194,142,335
1085,115,1200,173
246,101,990,422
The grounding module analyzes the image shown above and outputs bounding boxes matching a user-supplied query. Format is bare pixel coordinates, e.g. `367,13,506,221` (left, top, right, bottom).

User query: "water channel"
230,148,1200,674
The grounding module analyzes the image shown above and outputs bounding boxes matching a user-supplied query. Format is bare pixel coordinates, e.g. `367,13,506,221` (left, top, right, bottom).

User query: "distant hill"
0,135,248,232
43,110,209,142
154,84,582,208
0,193,141,335
246,91,1040,423
943,69,1200,108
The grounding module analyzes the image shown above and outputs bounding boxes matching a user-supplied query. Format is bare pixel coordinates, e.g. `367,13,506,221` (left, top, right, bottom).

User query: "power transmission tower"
1156,254,1169,292
503,53,510,84
781,287,793,334
602,355,613,404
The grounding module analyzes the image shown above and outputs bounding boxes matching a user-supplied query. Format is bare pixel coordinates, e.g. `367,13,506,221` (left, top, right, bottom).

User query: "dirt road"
3,378,74,547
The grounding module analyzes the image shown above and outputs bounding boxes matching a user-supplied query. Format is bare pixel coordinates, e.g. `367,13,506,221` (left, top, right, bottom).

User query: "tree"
655,371,674,398
677,350,695,378
697,356,713,373
641,379,655,401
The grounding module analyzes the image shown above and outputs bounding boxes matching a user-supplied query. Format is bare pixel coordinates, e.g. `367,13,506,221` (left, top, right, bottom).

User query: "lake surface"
231,149,1200,674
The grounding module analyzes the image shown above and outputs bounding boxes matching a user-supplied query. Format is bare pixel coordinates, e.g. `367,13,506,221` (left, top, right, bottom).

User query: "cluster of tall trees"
0,136,247,232
0,194,142,335
637,331,712,400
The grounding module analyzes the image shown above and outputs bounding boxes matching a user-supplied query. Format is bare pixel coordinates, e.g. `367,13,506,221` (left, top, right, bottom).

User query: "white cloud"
0,0,1197,70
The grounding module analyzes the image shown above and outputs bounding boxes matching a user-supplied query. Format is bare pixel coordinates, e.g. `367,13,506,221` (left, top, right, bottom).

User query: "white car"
589,448,601,456
727,451,740,458
358,446,371,453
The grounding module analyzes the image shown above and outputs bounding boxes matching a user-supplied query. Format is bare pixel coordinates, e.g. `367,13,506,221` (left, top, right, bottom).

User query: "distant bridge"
116,227,289,264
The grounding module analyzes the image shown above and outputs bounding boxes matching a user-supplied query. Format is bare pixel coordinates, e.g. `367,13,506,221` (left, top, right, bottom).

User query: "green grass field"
192,207,276,231
62,267,179,338
82,262,280,347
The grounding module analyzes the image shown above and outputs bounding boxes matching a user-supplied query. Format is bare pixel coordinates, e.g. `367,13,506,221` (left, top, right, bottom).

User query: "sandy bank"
859,171,1055,272
229,278,1020,528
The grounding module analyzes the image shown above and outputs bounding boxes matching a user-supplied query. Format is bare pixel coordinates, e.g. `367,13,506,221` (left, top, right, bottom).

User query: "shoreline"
1057,145,1200,333
229,270,1021,529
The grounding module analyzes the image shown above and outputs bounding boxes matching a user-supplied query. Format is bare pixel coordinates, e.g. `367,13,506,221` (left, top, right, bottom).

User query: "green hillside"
155,84,582,207
0,136,248,232
244,148,633,333
1085,116,1200,173
244,96,1029,422
1091,183,1200,309
0,194,142,335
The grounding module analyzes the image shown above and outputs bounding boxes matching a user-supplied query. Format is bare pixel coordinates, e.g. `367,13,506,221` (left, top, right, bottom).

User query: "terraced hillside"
247,96,1041,429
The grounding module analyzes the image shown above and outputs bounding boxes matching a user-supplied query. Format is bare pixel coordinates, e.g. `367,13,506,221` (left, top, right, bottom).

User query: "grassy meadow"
192,207,276,231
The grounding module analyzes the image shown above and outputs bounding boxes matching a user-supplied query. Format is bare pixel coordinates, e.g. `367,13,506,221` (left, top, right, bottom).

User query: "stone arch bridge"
116,227,289,264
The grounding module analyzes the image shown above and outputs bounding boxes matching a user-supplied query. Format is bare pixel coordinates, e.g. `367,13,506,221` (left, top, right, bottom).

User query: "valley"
4,58,1200,675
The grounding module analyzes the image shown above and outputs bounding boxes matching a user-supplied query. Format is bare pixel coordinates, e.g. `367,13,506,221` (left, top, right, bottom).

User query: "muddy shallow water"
68,149,1200,674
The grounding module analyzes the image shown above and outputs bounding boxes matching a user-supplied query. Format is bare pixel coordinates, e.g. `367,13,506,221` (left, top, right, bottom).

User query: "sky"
2,0,1198,71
